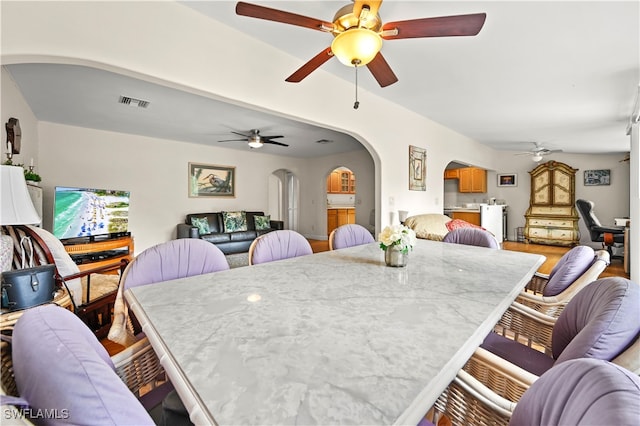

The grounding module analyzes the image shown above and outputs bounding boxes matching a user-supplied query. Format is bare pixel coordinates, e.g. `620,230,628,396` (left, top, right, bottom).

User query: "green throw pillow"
222,211,247,233
254,215,271,231
190,217,210,235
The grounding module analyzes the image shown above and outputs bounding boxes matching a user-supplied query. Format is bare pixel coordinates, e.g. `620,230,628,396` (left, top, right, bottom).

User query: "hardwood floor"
502,241,628,279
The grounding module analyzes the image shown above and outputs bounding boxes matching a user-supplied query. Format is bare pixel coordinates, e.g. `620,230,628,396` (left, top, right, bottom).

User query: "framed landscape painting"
189,163,235,197
409,145,426,191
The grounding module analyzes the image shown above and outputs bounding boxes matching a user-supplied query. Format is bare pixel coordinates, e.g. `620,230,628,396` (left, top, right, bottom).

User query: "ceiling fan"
516,142,563,162
218,129,289,149
235,1,486,88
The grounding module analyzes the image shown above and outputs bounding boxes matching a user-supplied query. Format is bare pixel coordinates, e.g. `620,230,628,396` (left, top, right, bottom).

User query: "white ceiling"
5,1,639,158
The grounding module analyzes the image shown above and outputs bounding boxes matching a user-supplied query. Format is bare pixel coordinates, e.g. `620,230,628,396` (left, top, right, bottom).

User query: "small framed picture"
584,169,610,186
497,173,517,187
188,163,235,197
409,145,426,191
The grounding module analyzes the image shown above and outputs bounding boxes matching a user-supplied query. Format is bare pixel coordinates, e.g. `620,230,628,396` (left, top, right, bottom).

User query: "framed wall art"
189,163,235,197
409,145,426,191
497,173,518,187
584,169,610,186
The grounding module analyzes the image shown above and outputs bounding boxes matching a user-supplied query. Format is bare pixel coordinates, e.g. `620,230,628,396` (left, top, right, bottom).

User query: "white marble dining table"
125,239,545,426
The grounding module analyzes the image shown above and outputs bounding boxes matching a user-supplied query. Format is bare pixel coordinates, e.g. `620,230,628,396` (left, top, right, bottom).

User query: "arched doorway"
269,169,300,231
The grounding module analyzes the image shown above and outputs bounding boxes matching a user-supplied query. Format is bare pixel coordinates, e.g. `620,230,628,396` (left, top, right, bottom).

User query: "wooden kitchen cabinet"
327,171,341,193
458,167,486,193
451,211,481,226
327,170,356,194
327,208,355,235
444,169,459,179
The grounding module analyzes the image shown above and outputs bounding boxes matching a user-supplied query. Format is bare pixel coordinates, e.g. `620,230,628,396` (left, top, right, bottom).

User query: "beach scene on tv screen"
54,187,129,239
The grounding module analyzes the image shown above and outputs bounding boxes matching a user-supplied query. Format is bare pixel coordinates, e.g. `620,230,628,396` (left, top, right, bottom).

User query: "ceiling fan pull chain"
353,59,360,109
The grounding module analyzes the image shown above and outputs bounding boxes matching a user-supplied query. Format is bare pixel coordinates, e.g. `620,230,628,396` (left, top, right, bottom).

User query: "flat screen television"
53,186,130,241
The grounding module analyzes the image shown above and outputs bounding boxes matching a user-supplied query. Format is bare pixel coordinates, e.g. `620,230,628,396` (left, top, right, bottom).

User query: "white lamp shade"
1,165,41,225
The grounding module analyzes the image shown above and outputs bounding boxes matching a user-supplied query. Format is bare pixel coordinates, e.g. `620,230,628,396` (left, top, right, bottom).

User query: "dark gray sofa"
176,211,284,255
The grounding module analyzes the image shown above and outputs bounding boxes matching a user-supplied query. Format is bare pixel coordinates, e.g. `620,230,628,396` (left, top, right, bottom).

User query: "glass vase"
385,246,407,267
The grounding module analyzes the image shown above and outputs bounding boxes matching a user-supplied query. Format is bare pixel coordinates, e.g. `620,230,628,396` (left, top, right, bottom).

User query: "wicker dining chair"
11,304,154,425
442,228,500,249
248,230,312,265
431,277,640,426
108,238,229,406
328,224,375,250
510,358,640,425
515,246,609,317
0,225,125,398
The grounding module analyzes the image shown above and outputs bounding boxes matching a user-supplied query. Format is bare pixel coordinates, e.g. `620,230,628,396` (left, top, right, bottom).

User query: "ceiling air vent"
118,95,150,108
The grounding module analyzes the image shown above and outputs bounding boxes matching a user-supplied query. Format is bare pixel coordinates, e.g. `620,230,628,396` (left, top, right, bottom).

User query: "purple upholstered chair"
248,230,313,265
107,238,229,421
329,224,375,250
542,245,597,296
516,246,609,318
482,277,640,377
12,304,154,425
109,238,229,346
442,227,500,249
432,278,640,425
510,358,640,425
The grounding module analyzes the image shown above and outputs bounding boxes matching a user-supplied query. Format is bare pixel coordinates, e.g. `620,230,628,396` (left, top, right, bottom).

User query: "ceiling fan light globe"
248,140,263,148
532,153,543,162
331,28,382,67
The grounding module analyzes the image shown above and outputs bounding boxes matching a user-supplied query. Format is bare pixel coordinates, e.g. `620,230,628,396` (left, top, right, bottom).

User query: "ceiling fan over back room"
218,129,288,149
515,142,563,162
235,1,486,88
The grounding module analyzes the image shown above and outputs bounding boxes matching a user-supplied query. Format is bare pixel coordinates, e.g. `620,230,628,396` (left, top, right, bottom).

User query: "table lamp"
1,165,41,272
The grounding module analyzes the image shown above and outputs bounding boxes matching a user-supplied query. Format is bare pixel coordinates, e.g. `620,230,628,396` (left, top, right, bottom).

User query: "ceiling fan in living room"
515,142,563,162
235,1,487,90
218,129,289,149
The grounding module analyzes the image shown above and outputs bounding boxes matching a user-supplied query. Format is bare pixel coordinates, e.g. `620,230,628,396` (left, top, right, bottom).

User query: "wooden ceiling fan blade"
286,47,334,83
218,139,247,142
352,0,383,20
366,53,398,87
261,135,284,140
230,131,250,137
381,13,487,40
264,140,289,147
236,2,334,32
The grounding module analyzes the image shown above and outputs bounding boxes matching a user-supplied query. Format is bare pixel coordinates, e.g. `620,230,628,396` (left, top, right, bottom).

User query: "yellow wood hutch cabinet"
524,161,579,246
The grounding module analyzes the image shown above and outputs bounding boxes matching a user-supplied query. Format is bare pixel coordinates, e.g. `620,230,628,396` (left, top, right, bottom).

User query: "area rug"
80,274,119,303
226,253,249,268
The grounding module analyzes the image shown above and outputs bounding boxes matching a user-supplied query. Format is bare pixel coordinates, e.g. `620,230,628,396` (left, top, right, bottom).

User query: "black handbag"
1,235,56,312
1,264,56,311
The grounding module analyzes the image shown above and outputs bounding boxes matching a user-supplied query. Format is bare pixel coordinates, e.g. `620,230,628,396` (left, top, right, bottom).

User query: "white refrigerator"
480,204,505,243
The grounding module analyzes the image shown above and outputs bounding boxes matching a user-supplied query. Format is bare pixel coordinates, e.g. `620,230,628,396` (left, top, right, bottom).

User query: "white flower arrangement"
378,224,417,254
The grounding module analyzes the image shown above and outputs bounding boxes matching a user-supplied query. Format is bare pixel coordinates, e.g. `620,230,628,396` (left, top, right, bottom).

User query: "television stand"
63,235,133,275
